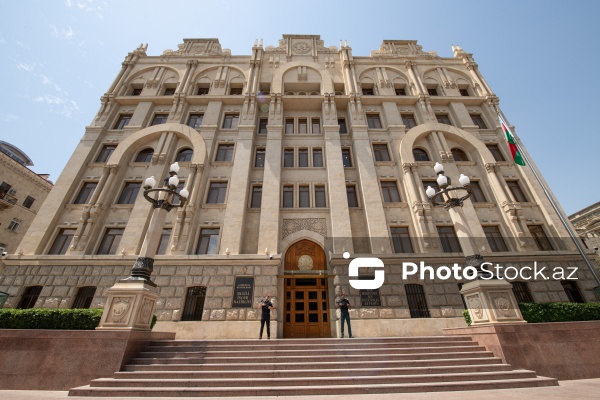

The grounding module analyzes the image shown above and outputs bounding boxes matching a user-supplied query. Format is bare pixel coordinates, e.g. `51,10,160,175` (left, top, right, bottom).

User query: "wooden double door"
283,277,330,338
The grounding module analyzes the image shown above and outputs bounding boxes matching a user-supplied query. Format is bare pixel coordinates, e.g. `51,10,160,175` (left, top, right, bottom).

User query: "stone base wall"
0,329,175,390
345,317,467,338
444,321,600,380
155,320,279,339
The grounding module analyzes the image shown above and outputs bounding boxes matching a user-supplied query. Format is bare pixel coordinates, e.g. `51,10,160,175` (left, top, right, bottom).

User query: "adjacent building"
569,201,600,259
0,141,53,255
1,35,597,338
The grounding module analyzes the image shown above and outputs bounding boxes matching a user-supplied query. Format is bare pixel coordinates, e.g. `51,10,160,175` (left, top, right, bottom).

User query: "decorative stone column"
96,280,159,331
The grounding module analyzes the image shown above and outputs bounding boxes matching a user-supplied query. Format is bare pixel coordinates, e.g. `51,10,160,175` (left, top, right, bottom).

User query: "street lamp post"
425,162,525,326
98,162,189,331
126,162,189,285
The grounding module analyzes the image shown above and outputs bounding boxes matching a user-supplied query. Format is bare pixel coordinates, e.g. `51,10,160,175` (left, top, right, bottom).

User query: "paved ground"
2,378,600,400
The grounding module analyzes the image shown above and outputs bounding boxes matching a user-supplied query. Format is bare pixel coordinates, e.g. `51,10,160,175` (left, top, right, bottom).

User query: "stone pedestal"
460,279,525,325
97,280,159,331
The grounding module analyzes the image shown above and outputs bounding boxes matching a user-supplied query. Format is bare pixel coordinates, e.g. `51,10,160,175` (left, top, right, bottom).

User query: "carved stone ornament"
292,42,311,54
492,294,513,317
298,255,314,270
139,298,154,324
282,218,327,238
467,295,484,319
112,297,131,322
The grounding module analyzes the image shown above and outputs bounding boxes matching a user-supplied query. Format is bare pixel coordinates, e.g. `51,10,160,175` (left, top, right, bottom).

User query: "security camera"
269,255,273,260
1,252,7,257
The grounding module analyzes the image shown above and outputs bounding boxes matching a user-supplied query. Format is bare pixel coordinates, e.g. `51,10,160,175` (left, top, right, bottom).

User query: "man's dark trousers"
260,315,270,338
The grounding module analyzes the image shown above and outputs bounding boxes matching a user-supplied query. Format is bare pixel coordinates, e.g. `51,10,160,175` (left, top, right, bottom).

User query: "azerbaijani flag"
499,116,526,166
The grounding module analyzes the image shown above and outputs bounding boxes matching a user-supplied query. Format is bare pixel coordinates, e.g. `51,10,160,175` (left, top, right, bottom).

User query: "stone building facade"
0,141,53,255
1,35,598,338
569,201,600,259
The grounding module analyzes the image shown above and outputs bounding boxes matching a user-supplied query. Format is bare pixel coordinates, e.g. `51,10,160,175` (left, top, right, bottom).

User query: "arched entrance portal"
283,239,331,338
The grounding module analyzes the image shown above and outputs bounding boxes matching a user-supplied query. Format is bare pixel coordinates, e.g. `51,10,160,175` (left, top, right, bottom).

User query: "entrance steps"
69,336,558,397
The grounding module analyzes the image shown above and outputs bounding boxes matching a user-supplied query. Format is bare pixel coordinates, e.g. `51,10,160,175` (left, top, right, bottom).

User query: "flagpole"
497,109,600,288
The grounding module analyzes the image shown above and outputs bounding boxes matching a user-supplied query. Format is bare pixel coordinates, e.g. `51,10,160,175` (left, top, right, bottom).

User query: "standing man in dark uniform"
258,294,275,339
336,293,353,338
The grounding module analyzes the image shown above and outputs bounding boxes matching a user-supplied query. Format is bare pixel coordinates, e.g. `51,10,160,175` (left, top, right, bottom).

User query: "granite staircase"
69,336,558,397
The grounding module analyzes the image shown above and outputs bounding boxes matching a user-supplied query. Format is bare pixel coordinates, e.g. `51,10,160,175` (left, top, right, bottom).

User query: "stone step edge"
68,377,559,395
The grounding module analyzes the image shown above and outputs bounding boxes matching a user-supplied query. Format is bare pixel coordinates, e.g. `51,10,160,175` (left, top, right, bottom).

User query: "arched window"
413,148,430,161
451,148,469,162
134,148,154,163
176,148,193,162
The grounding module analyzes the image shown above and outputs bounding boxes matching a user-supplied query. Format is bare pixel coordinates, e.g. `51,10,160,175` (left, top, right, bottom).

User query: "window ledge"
383,202,409,209
375,161,396,167
211,161,234,167
473,202,497,209
111,204,135,209
280,207,331,212
202,204,227,209
455,161,477,166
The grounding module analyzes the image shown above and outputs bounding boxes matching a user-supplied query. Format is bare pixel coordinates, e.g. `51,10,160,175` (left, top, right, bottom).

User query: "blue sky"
0,0,598,215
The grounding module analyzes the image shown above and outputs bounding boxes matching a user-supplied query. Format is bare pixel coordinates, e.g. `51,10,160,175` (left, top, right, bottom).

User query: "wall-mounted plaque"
232,276,254,308
360,289,382,307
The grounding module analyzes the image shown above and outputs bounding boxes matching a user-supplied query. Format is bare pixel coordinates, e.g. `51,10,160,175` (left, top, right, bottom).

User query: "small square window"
428,87,438,96
285,118,295,134
151,114,168,126
7,218,21,232
469,181,487,202
97,228,124,255
366,114,383,129
487,144,506,162
22,195,35,209
222,114,239,129
507,181,528,202
459,88,470,96
96,145,117,163
229,87,243,95
114,114,132,130
117,182,142,204
163,88,175,96
48,228,76,255
381,181,401,202
395,88,406,96
74,182,97,204
362,88,374,95
438,226,462,253
471,114,488,129
483,226,509,252
373,144,391,162
131,88,142,96
197,87,210,95
436,114,451,125
391,227,414,253
207,182,228,204
188,114,204,129
401,114,417,129
216,144,234,162
255,148,265,168
135,148,154,163
196,228,220,255
298,118,308,134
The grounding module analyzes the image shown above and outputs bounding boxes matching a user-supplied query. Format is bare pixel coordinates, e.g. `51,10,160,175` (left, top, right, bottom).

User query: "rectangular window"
422,180,440,194
74,182,97,204
471,114,488,129
391,227,414,253
313,148,323,167
298,148,309,167
251,186,262,208
72,286,97,309
163,87,175,96
181,286,207,321
48,228,76,255
284,149,294,167
7,219,21,232
22,195,35,209
487,144,505,162
114,114,132,129
151,114,168,126
156,228,172,255
222,114,239,129
207,182,228,204
362,87,374,95
258,118,268,134
459,88,470,96
229,87,243,95
512,282,534,303
507,180,528,202
215,143,234,162
342,148,353,167
255,148,265,167
483,226,509,252
188,113,204,129
315,185,326,208
298,118,308,134
96,145,117,163
469,181,487,203
529,225,554,251
311,118,320,134
117,182,141,204
299,185,310,208
427,88,438,96
197,87,209,95
437,226,462,253
401,114,417,129
196,228,220,255
395,88,407,96
436,114,452,125
366,114,383,129
338,118,347,134
381,181,401,202
346,185,359,208
97,228,124,255
131,88,142,96
283,185,294,208
405,284,431,318
17,286,42,309
373,144,391,162
285,118,295,134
